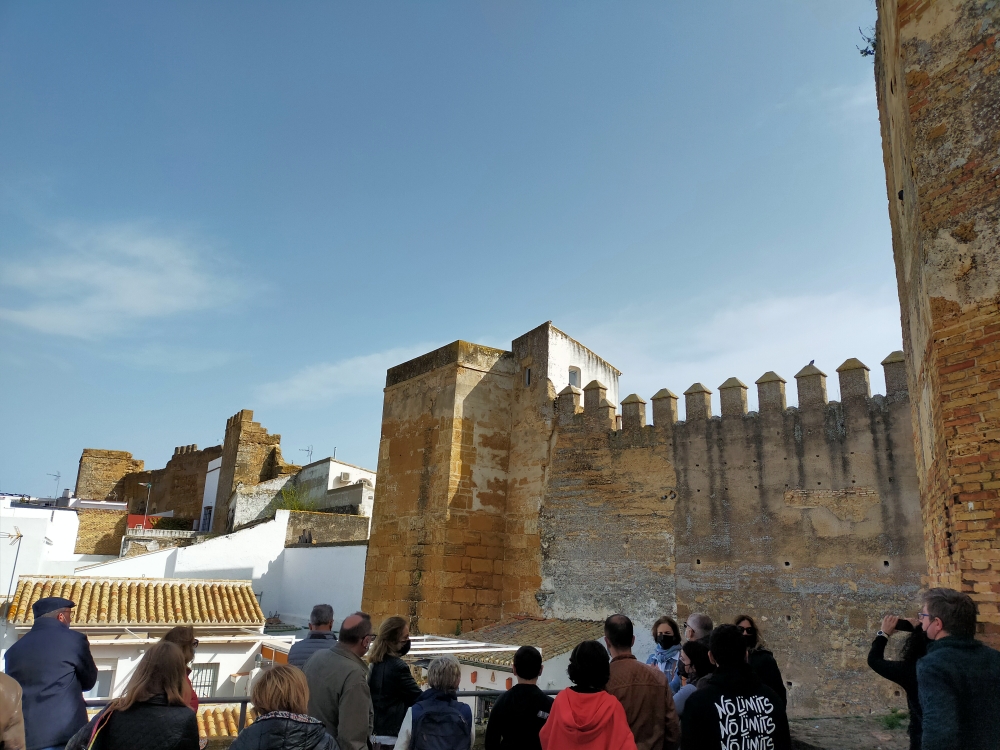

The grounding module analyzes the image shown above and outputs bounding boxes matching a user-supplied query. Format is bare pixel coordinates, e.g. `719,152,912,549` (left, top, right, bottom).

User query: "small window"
191,663,220,698
200,506,213,532
525,368,531,386
568,367,581,387
84,666,115,699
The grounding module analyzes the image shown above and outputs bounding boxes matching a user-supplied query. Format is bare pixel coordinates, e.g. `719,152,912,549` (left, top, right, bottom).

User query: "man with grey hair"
670,613,713,693
304,611,374,750
288,604,337,668
917,588,1000,750
394,656,474,750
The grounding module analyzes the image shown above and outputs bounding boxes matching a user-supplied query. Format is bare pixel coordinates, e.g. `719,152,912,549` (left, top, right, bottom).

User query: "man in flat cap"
3,597,97,750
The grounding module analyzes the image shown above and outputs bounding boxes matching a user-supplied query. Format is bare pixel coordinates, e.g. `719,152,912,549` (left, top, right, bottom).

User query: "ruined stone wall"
74,509,128,555
542,357,924,716
214,410,299,533
876,0,1000,640
362,342,517,634
75,449,144,501
284,510,370,547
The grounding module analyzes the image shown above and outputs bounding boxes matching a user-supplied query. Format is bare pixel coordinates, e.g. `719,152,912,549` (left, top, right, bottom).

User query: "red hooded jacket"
540,689,637,750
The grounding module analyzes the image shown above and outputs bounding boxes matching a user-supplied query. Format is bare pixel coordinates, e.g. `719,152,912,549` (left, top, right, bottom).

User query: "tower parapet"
718,378,748,418
621,394,647,431
651,389,679,427
684,383,712,421
837,358,871,401
795,363,828,409
755,371,787,413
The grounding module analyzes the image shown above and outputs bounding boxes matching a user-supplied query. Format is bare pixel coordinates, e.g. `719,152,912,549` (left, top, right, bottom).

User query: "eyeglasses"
737,626,756,634
192,639,199,649
917,612,930,620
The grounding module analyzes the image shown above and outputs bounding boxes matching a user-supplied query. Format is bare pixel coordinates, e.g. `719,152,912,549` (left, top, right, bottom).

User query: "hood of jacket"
547,689,623,739
239,713,334,750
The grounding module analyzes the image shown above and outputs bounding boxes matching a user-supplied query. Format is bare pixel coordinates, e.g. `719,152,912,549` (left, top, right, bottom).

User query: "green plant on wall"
274,483,316,512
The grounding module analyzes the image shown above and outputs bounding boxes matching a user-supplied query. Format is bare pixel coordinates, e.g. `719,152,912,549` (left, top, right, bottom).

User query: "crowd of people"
1,587,999,750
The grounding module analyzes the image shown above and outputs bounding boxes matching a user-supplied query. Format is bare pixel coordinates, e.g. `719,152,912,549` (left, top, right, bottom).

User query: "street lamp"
139,482,153,528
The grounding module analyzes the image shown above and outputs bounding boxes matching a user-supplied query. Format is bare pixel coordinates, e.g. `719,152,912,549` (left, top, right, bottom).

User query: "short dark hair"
310,604,334,627
513,646,543,680
709,624,747,668
604,614,633,649
923,588,978,639
567,640,610,690
681,639,714,679
339,611,373,644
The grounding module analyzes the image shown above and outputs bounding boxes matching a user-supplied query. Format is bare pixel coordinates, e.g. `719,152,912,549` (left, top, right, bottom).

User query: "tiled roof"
453,617,604,667
7,575,264,627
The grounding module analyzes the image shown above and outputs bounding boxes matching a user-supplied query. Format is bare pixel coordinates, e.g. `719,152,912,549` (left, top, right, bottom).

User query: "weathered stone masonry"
362,322,925,715
876,0,1000,640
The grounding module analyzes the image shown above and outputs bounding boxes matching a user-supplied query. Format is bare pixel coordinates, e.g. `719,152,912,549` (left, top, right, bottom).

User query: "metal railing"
85,690,562,734
125,528,202,539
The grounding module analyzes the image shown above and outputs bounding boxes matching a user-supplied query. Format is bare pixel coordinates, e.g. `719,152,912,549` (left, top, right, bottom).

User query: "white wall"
297,459,377,518
0,501,114,588
198,458,221,532
76,511,368,629
546,327,620,408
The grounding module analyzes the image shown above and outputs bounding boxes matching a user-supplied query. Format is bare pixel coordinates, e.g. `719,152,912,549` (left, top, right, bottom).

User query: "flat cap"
32,597,75,619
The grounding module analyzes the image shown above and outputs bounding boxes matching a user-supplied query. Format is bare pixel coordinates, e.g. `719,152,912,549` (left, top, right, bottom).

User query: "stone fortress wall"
361,322,925,715
875,0,1000,642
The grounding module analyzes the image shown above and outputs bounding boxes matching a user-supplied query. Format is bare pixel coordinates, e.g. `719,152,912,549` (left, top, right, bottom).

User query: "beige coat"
0,672,25,750
303,643,373,750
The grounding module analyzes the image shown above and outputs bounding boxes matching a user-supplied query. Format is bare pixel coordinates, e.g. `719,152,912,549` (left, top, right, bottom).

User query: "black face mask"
656,633,679,649
742,629,759,649
677,662,689,679
397,639,412,657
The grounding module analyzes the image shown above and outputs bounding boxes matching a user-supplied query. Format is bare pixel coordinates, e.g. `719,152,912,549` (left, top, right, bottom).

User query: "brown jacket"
0,672,26,750
606,654,680,750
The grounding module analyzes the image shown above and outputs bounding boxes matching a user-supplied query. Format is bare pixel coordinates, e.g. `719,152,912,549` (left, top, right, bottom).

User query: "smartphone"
895,619,915,632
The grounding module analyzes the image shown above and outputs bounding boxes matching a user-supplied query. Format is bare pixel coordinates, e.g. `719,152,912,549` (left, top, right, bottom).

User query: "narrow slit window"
568,367,581,388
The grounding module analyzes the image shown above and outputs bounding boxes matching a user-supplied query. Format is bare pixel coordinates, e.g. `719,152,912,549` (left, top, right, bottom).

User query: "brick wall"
74,509,128,555
214,410,298,533
75,450,144,500
876,0,1000,641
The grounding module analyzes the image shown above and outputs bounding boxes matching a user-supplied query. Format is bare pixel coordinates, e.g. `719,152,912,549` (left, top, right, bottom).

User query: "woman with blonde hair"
369,617,422,750
65,641,198,750
394,656,473,750
230,665,336,750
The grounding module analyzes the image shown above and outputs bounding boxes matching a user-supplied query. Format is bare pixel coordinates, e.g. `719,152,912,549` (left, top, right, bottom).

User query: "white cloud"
574,287,904,415
0,222,239,338
257,344,437,406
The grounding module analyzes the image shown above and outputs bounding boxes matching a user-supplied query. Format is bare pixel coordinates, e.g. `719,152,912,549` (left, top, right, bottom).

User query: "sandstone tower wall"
876,0,1000,640
362,324,925,714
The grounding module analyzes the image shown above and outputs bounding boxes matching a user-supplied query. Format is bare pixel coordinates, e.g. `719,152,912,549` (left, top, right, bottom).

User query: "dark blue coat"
3,617,98,750
917,636,1000,750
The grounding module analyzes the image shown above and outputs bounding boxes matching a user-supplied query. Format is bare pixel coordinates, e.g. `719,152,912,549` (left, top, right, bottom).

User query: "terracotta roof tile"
6,575,264,627
453,617,604,667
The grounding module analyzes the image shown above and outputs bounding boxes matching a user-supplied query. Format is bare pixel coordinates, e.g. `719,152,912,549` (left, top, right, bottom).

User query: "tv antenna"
46,472,61,498
1,527,23,602
299,445,314,464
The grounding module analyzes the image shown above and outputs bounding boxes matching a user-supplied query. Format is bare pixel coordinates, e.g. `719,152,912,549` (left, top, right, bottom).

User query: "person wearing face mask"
670,640,714,716
733,614,786,709
645,617,682,686
368,617,421,750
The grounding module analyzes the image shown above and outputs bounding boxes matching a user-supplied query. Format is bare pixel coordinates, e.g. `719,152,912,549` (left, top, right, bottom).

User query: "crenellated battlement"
560,352,908,430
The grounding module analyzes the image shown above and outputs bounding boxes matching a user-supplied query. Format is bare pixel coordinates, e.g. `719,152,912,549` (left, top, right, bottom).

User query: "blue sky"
0,1,900,497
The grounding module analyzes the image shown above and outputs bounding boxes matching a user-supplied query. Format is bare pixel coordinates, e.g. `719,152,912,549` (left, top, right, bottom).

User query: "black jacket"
65,695,198,750
747,649,786,709
288,632,338,669
230,712,339,750
3,617,98,750
917,636,1000,750
369,656,422,737
680,664,791,750
867,635,921,750
484,683,553,750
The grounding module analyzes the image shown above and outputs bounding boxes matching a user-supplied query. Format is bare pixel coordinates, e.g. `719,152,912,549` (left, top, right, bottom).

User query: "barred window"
190,663,220,698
